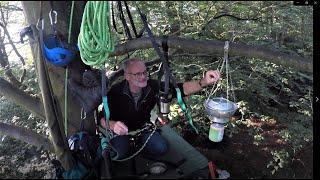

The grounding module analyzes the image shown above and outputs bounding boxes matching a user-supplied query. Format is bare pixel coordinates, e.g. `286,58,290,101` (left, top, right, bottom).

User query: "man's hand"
201,70,220,86
100,118,128,135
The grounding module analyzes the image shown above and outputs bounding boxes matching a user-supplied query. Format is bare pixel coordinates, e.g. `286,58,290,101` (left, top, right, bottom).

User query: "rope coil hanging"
78,1,115,66
78,1,114,147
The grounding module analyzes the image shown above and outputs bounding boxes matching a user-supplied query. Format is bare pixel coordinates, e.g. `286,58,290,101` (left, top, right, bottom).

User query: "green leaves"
267,149,289,175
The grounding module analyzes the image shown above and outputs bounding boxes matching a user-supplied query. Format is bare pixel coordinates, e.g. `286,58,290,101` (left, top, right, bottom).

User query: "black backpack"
53,131,103,179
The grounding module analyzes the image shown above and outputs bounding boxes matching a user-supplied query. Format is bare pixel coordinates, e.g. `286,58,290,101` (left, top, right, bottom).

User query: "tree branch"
0,22,27,84
0,121,54,152
110,37,312,73
0,45,24,88
0,77,45,119
213,12,261,21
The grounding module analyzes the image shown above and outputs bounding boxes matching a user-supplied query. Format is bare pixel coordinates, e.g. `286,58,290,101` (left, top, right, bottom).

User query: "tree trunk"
21,1,90,170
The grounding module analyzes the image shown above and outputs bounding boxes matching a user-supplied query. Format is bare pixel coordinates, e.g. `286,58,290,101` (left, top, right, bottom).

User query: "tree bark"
111,37,312,73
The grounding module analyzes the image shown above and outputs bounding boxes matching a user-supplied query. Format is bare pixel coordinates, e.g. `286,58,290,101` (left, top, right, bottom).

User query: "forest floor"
182,115,313,179
0,114,313,179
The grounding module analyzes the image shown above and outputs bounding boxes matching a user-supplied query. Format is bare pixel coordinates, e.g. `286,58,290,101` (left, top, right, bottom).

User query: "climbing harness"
98,123,158,162
137,7,198,134
77,3,152,163
41,2,79,67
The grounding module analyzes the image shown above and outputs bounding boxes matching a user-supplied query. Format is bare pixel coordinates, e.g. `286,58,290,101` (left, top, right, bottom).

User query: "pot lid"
205,97,237,111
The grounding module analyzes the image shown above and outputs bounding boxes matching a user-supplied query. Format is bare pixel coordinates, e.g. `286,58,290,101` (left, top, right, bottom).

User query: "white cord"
206,41,236,103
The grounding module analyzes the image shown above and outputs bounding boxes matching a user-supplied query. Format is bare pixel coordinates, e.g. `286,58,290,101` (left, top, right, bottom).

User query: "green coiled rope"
78,2,115,153
78,1,115,66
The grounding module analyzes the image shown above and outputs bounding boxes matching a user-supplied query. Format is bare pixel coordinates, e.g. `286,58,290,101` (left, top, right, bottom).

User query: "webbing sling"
123,1,139,38
113,1,143,39
101,69,110,126
111,2,121,35
137,8,198,134
117,1,132,40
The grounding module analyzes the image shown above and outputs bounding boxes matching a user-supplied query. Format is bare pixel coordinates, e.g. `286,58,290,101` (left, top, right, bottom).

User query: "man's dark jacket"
106,79,185,131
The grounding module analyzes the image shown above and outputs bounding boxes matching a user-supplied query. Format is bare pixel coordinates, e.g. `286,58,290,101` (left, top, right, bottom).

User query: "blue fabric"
109,135,131,159
62,162,88,179
140,131,168,155
43,34,78,67
110,131,168,160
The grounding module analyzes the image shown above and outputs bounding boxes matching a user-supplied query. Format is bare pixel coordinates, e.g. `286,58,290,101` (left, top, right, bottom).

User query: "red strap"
208,161,217,179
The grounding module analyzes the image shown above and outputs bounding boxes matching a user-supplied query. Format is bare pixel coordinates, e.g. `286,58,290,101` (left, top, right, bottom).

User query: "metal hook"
36,18,44,30
94,110,97,123
49,10,57,25
81,107,87,120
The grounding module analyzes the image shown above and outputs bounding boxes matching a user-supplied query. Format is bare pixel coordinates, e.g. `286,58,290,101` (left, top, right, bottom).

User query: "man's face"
125,61,148,88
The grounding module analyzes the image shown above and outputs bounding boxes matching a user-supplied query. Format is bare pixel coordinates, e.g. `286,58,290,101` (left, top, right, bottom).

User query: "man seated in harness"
100,58,221,159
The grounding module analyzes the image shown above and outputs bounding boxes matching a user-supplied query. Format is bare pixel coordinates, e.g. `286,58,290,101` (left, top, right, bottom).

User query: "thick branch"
0,122,54,152
0,77,45,119
110,37,312,73
213,12,261,21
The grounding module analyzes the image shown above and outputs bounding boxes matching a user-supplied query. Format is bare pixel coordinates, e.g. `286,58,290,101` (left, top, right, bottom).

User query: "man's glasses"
126,70,149,78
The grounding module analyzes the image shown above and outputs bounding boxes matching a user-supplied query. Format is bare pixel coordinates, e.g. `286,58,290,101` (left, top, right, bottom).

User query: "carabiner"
49,10,57,25
81,107,87,120
36,18,44,30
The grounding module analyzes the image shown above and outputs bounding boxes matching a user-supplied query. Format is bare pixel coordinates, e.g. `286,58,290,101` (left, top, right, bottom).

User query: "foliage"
119,1,313,57
0,1,313,178
0,97,48,136
166,42,312,177
267,149,290,175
